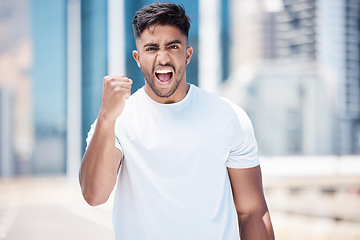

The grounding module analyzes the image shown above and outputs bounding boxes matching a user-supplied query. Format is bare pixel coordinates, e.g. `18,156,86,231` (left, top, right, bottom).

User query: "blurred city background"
0,0,359,239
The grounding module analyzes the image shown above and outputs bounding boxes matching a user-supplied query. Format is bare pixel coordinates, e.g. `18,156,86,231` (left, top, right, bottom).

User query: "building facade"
275,0,360,154
224,0,360,155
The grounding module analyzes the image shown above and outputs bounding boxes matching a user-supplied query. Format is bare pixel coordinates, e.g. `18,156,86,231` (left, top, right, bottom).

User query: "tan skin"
79,24,274,239
132,25,193,103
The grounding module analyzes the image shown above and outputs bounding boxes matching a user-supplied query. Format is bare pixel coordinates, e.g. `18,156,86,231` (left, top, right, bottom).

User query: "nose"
156,50,170,64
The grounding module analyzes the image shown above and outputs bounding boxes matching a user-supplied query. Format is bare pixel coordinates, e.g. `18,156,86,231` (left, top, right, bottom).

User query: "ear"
186,46,193,65
132,50,141,68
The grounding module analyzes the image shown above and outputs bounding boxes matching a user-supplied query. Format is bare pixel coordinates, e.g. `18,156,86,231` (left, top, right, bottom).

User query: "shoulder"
192,85,233,111
220,97,252,126
193,85,250,123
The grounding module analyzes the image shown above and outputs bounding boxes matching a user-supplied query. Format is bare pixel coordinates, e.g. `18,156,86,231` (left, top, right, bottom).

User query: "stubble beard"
142,64,186,98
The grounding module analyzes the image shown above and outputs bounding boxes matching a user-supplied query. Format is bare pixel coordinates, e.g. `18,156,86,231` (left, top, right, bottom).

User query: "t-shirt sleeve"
225,102,260,169
85,119,123,153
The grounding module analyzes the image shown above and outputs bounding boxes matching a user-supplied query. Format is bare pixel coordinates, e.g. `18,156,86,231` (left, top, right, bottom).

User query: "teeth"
156,69,172,74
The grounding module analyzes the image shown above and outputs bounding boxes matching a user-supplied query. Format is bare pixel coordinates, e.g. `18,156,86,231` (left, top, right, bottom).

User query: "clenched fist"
98,75,132,122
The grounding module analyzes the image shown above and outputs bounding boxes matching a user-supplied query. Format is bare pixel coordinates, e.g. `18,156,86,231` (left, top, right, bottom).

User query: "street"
0,173,360,240
0,177,114,240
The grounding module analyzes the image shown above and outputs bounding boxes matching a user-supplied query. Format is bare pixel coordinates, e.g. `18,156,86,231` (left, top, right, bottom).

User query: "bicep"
227,166,267,214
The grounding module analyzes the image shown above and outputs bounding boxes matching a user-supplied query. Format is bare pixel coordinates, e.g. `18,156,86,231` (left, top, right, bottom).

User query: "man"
80,2,275,240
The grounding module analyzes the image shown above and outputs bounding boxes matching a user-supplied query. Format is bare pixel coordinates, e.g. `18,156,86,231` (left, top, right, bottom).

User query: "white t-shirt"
86,84,260,240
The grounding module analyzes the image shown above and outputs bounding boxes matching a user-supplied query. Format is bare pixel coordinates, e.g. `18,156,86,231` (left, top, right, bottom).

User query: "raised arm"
228,166,275,240
79,75,132,206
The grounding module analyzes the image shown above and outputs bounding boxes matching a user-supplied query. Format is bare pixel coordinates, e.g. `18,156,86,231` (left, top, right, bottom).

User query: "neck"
144,82,190,104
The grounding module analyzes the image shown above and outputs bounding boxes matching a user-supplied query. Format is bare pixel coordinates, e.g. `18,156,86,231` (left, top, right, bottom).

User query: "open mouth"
155,69,173,84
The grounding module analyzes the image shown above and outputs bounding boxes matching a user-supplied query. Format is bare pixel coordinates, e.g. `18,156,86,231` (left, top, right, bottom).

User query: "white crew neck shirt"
86,84,259,240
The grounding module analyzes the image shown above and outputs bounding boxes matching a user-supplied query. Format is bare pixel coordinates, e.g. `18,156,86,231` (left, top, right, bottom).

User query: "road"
0,174,360,240
0,177,114,240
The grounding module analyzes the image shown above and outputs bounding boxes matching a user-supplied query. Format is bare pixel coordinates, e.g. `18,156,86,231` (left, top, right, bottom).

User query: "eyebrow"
143,40,183,48
166,40,183,46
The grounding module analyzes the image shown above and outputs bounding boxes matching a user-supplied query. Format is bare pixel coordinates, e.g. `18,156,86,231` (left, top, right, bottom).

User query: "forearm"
238,208,275,240
79,117,120,206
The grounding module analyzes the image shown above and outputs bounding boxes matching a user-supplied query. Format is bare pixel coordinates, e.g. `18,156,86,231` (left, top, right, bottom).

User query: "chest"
118,105,235,172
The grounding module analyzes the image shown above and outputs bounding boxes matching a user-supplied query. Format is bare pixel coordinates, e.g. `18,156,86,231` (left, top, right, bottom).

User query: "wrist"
97,114,117,127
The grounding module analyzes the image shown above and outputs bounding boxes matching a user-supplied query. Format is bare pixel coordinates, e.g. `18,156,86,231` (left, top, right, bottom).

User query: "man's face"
133,25,193,103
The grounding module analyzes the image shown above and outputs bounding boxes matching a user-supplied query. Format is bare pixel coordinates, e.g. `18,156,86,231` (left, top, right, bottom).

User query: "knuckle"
113,86,122,92
104,76,113,85
109,81,116,86
103,75,131,88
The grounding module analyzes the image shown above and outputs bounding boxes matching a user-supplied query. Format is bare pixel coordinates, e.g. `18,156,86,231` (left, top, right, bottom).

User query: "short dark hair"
132,2,191,39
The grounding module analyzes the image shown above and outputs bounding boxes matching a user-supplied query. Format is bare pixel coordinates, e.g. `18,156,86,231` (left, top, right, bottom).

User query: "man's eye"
146,47,157,51
169,45,179,49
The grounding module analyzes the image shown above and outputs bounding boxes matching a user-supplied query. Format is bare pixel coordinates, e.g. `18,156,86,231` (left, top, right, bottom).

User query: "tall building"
0,0,33,177
0,88,14,177
224,0,360,155
274,0,316,61
31,0,68,173
273,0,360,154
343,0,360,153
